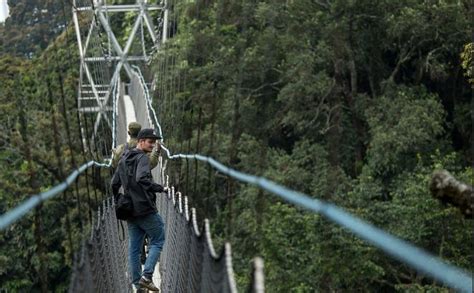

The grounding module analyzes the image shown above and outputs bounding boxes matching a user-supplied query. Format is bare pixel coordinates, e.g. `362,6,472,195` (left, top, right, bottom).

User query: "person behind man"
111,122,160,169
111,128,166,292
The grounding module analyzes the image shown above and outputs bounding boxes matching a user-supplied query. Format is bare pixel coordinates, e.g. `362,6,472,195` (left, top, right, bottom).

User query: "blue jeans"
127,212,165,286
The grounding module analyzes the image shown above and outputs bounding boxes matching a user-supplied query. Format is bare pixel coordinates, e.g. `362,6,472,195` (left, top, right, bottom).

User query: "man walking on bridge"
111,128,166,292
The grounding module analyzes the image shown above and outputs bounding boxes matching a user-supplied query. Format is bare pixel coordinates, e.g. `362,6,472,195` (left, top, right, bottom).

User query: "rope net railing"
69,197,130,293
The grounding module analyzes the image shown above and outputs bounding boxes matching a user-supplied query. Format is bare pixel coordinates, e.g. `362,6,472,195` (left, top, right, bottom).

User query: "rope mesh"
69,197,130,292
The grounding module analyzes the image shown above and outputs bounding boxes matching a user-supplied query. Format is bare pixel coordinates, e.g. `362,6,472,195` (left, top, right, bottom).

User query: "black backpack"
115,192,133,220
114,155,135,220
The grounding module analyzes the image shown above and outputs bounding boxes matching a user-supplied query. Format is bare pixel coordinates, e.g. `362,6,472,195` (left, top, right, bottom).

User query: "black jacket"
111,148,164,218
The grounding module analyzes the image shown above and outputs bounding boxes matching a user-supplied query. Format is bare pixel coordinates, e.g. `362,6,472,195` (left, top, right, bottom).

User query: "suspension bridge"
0,1,472,292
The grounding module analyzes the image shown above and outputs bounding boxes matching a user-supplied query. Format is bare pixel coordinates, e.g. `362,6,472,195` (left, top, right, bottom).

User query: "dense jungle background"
0,0,472,291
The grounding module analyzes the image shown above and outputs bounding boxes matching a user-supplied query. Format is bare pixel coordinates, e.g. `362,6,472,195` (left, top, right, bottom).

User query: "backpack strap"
121,153,144,194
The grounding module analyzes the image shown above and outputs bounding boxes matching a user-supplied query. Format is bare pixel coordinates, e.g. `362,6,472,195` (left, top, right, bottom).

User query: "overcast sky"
0,0,9,22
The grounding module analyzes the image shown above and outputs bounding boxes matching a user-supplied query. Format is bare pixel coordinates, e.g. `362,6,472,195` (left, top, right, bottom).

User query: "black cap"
137,128,161,140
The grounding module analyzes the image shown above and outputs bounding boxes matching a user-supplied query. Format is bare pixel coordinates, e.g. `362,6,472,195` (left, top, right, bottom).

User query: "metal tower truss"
72,0,167,142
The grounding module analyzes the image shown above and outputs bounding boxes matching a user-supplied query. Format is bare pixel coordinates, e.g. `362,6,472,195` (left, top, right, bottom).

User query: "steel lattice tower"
72,0,168,141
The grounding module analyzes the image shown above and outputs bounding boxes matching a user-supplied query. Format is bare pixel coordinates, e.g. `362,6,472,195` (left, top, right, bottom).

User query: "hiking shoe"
139,276,160,292
133,284,147,293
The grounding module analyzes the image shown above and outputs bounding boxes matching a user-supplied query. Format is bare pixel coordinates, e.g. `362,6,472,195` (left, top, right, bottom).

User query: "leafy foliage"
460,42,474,84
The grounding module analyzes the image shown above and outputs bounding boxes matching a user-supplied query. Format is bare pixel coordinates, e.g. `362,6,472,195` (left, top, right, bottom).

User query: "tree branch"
314,0,331,10
430,170,474,218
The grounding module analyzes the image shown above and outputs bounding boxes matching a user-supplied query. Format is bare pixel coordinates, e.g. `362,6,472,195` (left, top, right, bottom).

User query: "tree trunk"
194,107,202,199
328,59,344,171
227,85,242,238
255,141,267,248
206,86,217,206
346,49,364,176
